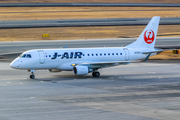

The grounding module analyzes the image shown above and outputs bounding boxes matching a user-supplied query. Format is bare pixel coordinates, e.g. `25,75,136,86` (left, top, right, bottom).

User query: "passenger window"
88,54,89,56
100,53,102,56
112,53,114,55
83,54,85,56
92,54,94,56
116,53,118,55
104,53,106,56
120,53,122,55
49,55,51,57
96,54,98,56
108,53,110,55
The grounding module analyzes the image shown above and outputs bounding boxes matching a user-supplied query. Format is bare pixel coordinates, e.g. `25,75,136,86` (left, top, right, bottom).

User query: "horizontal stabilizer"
142,49,164,54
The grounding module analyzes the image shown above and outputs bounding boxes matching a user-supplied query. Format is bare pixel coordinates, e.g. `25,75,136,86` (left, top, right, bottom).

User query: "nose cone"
10,61,17,68
10,59,19,69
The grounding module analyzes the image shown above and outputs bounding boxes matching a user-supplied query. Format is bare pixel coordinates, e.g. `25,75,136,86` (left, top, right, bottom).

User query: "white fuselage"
10,16,161,78
10,47,148,71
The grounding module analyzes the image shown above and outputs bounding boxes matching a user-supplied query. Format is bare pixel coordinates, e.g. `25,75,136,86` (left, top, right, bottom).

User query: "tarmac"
1,3,180,7
0,38,180,120
0,37,180,57
1,17,180,29
0,61,180,120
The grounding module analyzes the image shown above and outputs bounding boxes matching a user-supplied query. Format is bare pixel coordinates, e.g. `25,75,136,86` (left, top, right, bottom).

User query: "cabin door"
124,48,130,61
38,50,45,64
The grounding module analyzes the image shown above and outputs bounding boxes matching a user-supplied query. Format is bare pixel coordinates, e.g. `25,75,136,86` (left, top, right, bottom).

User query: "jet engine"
49,69,62,72
73,66,89,75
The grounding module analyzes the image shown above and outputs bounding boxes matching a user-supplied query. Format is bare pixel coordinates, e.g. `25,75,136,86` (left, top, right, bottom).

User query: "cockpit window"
26,54,32,58
19,54,32,58
19,54,25,58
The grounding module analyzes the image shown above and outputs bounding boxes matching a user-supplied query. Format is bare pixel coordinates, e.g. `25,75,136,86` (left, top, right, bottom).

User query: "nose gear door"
38,50,45,64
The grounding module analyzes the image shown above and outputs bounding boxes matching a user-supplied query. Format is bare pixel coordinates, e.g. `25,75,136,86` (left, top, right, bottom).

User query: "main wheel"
92,72,100,77
30,75,35,79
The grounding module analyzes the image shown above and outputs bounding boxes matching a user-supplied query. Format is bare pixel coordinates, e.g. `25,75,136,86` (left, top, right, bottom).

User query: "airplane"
10,16,162,79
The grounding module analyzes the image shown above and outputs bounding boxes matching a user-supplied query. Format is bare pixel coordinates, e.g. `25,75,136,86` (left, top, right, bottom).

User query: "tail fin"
126,16,160,48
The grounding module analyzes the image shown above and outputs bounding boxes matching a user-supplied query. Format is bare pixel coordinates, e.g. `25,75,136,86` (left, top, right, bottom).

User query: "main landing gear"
92,71,100,77
29,70,35,79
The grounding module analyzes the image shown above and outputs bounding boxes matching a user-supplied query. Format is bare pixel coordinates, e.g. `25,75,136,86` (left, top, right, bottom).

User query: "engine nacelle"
73,66,89,75
49,69,62,72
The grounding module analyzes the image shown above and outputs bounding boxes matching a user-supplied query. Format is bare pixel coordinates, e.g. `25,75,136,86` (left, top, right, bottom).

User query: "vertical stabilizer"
126,16,160,48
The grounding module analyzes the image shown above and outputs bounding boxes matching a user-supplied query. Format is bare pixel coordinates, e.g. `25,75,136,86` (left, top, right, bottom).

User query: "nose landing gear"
29,70,35,79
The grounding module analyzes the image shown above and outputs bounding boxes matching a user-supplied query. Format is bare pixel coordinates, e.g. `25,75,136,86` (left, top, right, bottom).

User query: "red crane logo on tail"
144,29,155,44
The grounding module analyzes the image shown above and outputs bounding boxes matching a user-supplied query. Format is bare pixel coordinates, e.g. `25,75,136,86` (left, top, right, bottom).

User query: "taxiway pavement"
1,17,180,29
0,61,180,120
1,3,180,7
0,37,180,57
0,37,180,119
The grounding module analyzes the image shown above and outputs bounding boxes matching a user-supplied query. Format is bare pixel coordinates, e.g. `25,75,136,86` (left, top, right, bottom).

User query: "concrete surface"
1,3,180,7
0,37,180,56
0,37,180,119
0,61,180,120
1,17,180,29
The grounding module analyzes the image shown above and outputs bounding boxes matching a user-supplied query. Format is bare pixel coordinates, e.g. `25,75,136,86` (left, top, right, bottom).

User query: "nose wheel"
92,71,100,77
29,70,35,79
30,75,35,79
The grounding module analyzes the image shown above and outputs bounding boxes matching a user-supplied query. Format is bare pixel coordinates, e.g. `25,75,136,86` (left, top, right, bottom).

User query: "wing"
72,61,138,69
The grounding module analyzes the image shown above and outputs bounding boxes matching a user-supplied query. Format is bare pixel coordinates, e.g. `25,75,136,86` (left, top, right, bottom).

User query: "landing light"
71,64,76,66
